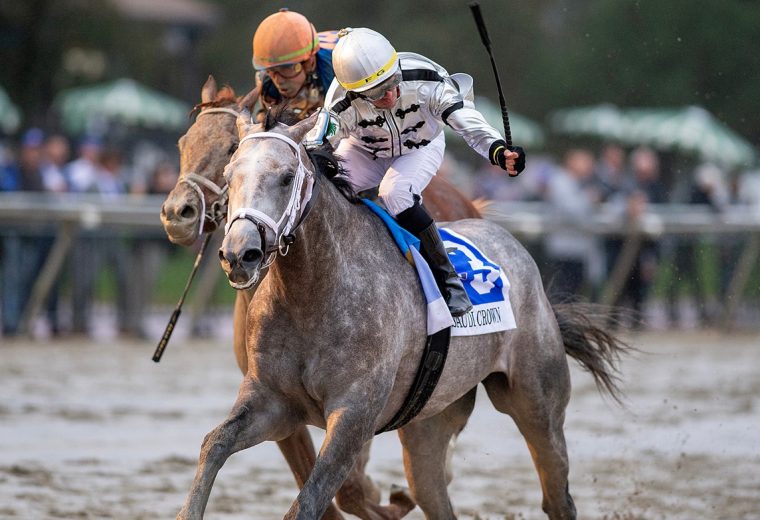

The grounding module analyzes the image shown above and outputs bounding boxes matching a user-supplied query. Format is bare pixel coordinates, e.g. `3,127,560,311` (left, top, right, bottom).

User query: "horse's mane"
262,106,359,204
307,148,359,203
190,85,238,117
262,104,300,128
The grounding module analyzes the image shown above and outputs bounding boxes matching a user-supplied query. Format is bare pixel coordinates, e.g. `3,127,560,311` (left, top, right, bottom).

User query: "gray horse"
177,110,629,519
161,76,487,520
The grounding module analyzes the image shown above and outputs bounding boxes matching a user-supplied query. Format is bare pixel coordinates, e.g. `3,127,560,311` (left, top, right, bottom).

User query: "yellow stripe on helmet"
255,35,319,68
339,52,398,91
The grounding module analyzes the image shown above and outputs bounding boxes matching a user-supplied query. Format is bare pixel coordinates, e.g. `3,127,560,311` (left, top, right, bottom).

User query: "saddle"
363,199,516,434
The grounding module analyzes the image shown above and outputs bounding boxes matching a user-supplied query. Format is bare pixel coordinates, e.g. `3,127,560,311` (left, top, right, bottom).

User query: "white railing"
2,193,759,334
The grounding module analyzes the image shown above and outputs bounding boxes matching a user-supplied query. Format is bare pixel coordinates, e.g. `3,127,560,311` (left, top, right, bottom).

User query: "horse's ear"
236,109,257,139
287,111,320,144
201,75,218,104
239,85,261,113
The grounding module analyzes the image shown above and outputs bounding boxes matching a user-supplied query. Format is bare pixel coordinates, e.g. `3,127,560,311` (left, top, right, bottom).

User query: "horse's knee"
199,426,234,465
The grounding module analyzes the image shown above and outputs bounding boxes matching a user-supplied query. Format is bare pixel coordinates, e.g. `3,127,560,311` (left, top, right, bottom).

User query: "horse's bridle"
224,131,316,288
178,106,240,237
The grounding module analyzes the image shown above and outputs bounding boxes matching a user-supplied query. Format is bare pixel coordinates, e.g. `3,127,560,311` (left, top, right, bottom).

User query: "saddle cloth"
361,200,516,336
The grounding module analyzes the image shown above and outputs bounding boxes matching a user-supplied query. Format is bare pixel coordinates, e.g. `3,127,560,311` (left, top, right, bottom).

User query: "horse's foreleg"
283,406,379,520
177,377,294,520
277,427,346,520
397,388,476,520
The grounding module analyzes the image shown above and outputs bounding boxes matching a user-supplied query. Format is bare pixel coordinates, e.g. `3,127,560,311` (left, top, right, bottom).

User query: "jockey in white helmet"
311,27,525,317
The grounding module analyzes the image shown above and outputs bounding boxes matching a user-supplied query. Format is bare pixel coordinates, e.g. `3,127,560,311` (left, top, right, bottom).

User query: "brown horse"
160,76,482,520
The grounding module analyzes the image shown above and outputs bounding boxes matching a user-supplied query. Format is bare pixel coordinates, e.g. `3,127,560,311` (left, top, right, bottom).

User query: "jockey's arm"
435,79,523,175
432,78,503,161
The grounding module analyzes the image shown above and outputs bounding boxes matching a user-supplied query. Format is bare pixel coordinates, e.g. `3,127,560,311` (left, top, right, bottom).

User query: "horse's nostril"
218,249,226,263
180,204,196,219
160,203,167,218
242,249,261,264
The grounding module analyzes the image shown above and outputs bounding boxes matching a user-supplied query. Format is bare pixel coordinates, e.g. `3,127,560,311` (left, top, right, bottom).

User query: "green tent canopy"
621,106,757,169
54,78,191,134
549,103,757,169
548,103,627,141
0,85,22,134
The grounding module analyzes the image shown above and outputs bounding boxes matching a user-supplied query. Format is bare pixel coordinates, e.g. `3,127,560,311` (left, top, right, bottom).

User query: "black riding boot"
396,200,473,317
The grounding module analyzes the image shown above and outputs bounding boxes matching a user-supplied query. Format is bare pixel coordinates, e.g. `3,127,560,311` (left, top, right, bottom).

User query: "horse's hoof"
389,484,416,517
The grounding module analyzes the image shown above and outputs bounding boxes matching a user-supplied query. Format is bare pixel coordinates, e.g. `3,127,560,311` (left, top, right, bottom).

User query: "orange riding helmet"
252,9,320,70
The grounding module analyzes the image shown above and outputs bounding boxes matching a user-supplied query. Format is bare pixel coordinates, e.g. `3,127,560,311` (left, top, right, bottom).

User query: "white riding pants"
336,132,445,216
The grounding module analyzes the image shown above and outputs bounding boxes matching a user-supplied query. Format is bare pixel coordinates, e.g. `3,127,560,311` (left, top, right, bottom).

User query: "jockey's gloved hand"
507,145,526,174
489,140,526,177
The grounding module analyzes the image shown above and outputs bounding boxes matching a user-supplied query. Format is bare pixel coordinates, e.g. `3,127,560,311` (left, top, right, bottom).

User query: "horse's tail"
552,302,634,404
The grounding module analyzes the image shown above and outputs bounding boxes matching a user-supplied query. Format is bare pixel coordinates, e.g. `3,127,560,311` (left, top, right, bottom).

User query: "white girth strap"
224,132,314,258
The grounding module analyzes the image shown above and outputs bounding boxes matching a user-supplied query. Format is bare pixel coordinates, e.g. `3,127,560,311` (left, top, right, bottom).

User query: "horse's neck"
267,176,368,297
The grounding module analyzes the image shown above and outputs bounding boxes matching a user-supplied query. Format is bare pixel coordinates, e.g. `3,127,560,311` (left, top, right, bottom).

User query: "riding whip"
469,2,513,147
152,232,213,362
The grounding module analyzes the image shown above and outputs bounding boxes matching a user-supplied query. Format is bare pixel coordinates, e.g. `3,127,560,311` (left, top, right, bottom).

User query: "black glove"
489,140,526,176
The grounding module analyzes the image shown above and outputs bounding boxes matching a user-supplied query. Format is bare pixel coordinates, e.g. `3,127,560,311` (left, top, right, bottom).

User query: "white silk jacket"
323,52,504,161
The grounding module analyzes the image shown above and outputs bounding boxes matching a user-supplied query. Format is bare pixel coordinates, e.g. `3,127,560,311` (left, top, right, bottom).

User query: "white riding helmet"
333,28,400,93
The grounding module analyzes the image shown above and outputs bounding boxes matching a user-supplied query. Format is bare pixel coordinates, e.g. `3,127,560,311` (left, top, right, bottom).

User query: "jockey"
310,27,526,317
251,8,338,122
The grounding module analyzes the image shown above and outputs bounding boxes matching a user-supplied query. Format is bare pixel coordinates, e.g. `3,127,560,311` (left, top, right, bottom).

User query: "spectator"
667,163,728,326
41,134,70,193
593,144,634,301
0,139,19,191
593,143,634,201
68,146,131,336
1,129,61,336
612,147,667,323
543,148,601,301
66,135,102,193
123,161,180,338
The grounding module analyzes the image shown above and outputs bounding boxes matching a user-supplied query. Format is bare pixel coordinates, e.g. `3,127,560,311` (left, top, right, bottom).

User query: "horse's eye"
227,143,238,156
282,173,295,186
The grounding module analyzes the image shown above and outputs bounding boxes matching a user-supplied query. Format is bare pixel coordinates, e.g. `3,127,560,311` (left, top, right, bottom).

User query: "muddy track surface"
1,331,758,519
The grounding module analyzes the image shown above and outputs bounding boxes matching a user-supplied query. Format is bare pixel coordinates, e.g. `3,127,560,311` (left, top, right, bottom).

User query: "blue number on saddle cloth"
440,227,517,336
360,199,516,337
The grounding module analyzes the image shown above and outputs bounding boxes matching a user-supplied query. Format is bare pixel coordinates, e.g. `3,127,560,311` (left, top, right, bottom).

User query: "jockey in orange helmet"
252,9,337,122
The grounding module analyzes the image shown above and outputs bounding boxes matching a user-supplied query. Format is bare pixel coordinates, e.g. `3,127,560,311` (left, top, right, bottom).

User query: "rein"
179,107,240,236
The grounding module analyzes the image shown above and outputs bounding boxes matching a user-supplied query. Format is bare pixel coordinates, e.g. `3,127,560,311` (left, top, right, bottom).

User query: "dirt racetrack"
1,330,758,519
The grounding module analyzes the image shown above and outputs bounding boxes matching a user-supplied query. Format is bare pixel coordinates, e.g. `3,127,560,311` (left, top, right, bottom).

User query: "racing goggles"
266,62,304,79
358,72,402,102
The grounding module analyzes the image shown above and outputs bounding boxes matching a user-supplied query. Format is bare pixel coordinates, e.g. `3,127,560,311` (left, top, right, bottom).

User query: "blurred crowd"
0,127,179,339
463,142,759,327
2,127,759,339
